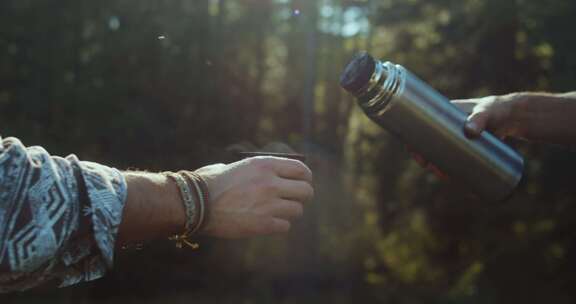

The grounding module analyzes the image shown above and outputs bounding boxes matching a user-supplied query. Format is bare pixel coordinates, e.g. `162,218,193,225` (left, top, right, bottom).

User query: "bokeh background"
2,0,576,303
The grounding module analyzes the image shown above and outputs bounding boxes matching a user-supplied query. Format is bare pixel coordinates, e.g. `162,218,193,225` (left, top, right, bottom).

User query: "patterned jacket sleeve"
0,136,127,292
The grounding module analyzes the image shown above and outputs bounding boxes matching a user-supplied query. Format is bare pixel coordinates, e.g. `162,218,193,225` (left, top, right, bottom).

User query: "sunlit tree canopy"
1,0,576,303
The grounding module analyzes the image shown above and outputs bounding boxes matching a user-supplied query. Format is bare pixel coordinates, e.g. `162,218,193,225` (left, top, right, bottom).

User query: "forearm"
0,136,127,291
511,91,576,144
117,172,185,244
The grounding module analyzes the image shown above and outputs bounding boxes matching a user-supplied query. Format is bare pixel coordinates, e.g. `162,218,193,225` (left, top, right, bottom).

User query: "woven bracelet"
164,172,199,249
180,171,210,234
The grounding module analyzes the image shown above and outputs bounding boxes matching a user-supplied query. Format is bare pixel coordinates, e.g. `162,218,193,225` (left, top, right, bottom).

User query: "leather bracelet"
180,171,211,234
192,171,211,232
179,171,203,235
163,172,199,249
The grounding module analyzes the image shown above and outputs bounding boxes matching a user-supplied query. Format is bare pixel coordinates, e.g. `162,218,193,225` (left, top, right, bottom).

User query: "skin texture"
117,156,314,244
454,92,576,144
413,91,576,175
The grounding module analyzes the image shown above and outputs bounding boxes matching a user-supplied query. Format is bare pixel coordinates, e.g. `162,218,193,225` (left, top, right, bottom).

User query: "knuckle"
249,179,265,196
251,157,274,171
469,110,485,119
292,159,306,168
261,217,289,234
254,179,278,197
246,157,263,167
293,204,304,217
292,167,307,180
302,183,314,200
264,218,278,232
307,184,315,199
249,166,273,182
302,166,313,180
293,164,313,182
265,182,279,196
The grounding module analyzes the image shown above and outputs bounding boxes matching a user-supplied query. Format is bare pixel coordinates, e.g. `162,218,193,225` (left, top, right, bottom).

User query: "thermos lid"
340,51,376,94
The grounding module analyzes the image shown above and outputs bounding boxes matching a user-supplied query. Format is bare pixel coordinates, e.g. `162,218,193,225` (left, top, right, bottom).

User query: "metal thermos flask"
340,52,524,202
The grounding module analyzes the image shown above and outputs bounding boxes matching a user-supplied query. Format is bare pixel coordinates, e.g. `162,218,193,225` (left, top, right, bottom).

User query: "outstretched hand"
196,156,314,238
408,94,524,178
452,94,525,139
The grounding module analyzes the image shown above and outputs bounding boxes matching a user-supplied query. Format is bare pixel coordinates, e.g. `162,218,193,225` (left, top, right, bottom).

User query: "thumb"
464,110,489,138
452,99,477,114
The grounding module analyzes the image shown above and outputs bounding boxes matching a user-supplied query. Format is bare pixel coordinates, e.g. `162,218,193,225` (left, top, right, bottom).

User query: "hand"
195,157,314,238
407,93,524,179
452,93,525,139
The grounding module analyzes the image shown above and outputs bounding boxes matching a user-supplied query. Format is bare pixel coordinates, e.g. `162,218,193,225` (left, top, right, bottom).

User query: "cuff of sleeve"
75,159,127,268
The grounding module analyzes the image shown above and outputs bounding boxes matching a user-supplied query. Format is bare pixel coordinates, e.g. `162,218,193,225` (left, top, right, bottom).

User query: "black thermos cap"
339,51,376,93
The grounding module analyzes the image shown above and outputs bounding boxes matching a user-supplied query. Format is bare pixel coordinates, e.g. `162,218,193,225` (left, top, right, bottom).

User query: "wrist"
158,173,188,235
503,92,532,138
119,172,185,243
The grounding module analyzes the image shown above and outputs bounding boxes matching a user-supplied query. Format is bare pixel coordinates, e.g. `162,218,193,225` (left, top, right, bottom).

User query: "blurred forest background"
2,0,576,303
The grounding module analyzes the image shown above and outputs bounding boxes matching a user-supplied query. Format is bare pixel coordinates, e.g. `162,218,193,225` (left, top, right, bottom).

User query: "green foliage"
1,0,576,303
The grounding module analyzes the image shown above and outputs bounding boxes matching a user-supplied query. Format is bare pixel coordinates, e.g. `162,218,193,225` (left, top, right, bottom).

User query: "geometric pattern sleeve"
0,136,127,293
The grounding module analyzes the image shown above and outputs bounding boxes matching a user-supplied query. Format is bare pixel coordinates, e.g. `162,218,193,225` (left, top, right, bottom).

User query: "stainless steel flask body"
340,53,524,201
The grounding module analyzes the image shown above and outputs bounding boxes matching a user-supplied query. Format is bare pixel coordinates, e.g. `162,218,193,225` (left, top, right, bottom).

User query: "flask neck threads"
355,61,406,114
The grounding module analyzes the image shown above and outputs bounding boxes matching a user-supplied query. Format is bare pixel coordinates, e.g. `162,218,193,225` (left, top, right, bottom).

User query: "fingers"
259,199,304,220
202,156,314,239
454,96,514,139
262,217,291,234
273,177,314,202
225,215,291,238
245,216,291,236
464,108,489,138
451,98,490,138
267,157,313,183
270,218,291,233
205,211,291,238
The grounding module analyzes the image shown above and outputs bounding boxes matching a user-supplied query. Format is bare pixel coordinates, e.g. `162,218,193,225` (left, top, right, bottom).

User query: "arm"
0,136,127,292
409,92,576,176
0,136,313,292
453,92,576,144
116,172,184,243
118,157,314,242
